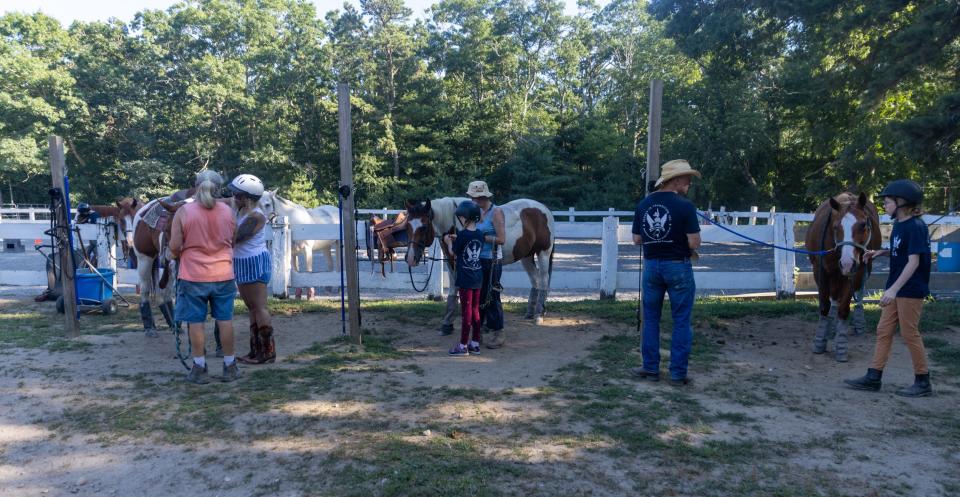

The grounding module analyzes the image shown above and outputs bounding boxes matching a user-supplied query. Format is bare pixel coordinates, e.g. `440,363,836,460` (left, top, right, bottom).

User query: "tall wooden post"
645,79,663,196
50,136,79,337
338,83,362,344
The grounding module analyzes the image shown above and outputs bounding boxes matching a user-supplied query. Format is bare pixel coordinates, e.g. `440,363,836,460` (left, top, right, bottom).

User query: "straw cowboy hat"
655,159,701,188
466,180,494,198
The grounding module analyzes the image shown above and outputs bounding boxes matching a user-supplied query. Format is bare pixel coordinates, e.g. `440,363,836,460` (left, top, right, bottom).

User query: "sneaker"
221,361,242,382
185,364,210,384
630,368,660,382
467,343,481,355
448,344,469,356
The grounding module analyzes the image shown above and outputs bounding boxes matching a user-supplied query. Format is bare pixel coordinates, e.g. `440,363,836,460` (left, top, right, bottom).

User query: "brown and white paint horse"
805,192,881,361
131,189,192,336
405,197,555,326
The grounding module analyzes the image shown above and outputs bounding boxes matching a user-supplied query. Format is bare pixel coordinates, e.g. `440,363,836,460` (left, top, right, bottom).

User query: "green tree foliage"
0,0,957,212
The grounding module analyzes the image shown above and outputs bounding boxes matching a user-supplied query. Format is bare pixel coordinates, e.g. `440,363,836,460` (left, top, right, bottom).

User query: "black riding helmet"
879,179,923,206
455,201,482,223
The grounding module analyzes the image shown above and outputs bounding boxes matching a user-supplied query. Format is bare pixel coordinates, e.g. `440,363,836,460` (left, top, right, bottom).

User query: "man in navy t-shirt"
630,159,702,386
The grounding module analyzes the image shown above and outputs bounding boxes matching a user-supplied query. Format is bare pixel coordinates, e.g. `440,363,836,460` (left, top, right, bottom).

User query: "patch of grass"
320,435,526,497
925,337,960,376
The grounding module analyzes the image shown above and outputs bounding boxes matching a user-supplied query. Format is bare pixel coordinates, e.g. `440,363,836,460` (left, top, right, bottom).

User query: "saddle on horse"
366,212,410,276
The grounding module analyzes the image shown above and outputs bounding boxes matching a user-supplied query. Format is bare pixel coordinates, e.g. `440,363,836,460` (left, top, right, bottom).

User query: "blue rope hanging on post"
695,211,834,256
337,187,347,336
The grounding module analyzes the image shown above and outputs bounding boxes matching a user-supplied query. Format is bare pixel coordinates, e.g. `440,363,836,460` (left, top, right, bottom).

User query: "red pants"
459,288,481,345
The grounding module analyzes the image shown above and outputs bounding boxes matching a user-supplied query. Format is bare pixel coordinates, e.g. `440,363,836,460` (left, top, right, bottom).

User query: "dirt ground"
0,296,958,497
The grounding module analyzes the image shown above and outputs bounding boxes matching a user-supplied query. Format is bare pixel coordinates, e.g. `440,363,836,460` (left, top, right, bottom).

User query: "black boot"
844,368,883,391
896,374,932,397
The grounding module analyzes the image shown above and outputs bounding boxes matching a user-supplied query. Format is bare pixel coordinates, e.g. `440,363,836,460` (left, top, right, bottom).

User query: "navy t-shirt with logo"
887,216,931,298
632,192,701,260
453,228,484,289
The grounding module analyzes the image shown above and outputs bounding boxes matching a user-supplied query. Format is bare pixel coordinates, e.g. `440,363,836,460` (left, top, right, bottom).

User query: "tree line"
1,0,957,212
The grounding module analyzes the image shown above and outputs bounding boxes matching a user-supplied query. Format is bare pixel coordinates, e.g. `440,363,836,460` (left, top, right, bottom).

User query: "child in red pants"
443,201,484,356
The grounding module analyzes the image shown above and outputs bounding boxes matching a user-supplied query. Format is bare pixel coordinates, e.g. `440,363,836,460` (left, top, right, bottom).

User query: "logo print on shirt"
464,239,482,271
891,235,901,257
643,205,672,241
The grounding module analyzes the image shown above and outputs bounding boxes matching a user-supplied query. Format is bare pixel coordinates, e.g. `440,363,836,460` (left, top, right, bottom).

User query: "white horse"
258,191,340,298
404,197,555,325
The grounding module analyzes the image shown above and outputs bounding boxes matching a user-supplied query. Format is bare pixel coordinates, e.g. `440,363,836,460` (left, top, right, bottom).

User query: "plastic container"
57,268,116,314
938,242,960,272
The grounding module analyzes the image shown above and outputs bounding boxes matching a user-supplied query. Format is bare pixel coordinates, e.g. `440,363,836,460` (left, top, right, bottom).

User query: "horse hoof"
144,329,159,338
534,316,544,325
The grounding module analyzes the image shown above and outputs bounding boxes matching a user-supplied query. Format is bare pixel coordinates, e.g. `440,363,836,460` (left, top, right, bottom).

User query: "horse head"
115,197,141,257
258,190,280,222
829,192,873,277
404,199,434,267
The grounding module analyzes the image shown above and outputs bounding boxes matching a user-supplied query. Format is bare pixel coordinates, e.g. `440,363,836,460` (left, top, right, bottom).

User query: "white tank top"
233,207,268,258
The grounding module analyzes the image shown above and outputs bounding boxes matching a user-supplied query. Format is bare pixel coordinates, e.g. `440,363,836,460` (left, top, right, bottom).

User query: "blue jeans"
641,258,695,380
175,279,237,324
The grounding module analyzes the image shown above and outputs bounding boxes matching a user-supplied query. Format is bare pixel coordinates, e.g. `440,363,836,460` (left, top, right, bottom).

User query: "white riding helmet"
229,174,264,199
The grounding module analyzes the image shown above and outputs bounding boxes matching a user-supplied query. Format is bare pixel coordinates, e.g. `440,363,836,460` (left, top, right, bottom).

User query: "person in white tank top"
228,174,275,365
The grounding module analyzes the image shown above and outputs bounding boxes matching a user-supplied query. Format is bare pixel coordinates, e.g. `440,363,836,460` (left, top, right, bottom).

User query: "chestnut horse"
404,197,555,326
131,189,192,336
805,192,881,362
75,197,142,259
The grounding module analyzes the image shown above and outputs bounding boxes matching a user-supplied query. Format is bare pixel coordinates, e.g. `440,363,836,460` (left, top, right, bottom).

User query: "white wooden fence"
2,207,959,299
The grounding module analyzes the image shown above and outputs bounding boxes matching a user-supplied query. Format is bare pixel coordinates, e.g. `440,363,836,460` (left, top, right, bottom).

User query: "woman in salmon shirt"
169,170,239,384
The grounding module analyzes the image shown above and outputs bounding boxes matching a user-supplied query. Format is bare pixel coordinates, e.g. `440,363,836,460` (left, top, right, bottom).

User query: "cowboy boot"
237,322,261,364
834,319,849,362
256,325,276,364
523,288,537,319
812,315,829,354
140,301,158,338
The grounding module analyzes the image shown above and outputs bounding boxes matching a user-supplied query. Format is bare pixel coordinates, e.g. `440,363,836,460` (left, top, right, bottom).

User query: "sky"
0,0,587,25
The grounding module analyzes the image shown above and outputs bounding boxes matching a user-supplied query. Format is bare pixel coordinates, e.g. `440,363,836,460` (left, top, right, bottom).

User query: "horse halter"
833,216,873,253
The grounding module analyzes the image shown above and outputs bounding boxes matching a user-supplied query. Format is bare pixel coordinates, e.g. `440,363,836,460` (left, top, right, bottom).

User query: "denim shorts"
175,279,237,324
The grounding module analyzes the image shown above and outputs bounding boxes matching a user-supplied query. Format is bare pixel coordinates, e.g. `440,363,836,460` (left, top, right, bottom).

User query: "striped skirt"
234,251,272,285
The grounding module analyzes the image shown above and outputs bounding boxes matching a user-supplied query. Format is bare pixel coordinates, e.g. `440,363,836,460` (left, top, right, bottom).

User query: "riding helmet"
455,201,482,223
879,179,923,206
76,202,91,214
228,174,265,199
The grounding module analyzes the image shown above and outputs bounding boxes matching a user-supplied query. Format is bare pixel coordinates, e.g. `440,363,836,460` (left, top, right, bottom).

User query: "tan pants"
869,297,929,374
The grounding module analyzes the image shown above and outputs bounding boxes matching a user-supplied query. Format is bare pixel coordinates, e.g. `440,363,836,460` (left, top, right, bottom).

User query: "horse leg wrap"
812,316,829,354
825,303,838,340
834,319,849,362
213,322,223,358
524,288,537,319
158,301,175,330
439,294,457,333
851,300,867,336
140,302,157,337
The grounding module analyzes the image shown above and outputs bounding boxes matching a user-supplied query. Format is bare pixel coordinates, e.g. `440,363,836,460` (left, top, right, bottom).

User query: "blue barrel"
939,242,960,272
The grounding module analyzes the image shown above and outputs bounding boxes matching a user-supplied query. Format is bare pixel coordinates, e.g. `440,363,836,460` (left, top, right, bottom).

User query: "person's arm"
484,208,505,245
686,204,702,250
235,212,265,244
863,249,890,263
631,206,643,245
169,209,185,258
880,254,919,305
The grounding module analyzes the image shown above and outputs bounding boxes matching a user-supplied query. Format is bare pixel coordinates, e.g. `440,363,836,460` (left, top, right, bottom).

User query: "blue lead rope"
337,191,347,336
695,211,834,256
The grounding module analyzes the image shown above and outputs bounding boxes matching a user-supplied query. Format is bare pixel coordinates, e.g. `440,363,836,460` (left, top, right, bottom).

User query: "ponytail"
194,170,224,210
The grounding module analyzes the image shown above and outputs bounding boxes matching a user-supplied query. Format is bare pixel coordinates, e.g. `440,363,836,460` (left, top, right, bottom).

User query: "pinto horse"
404,197,555,326
805,192,882,361
131,189,192,336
